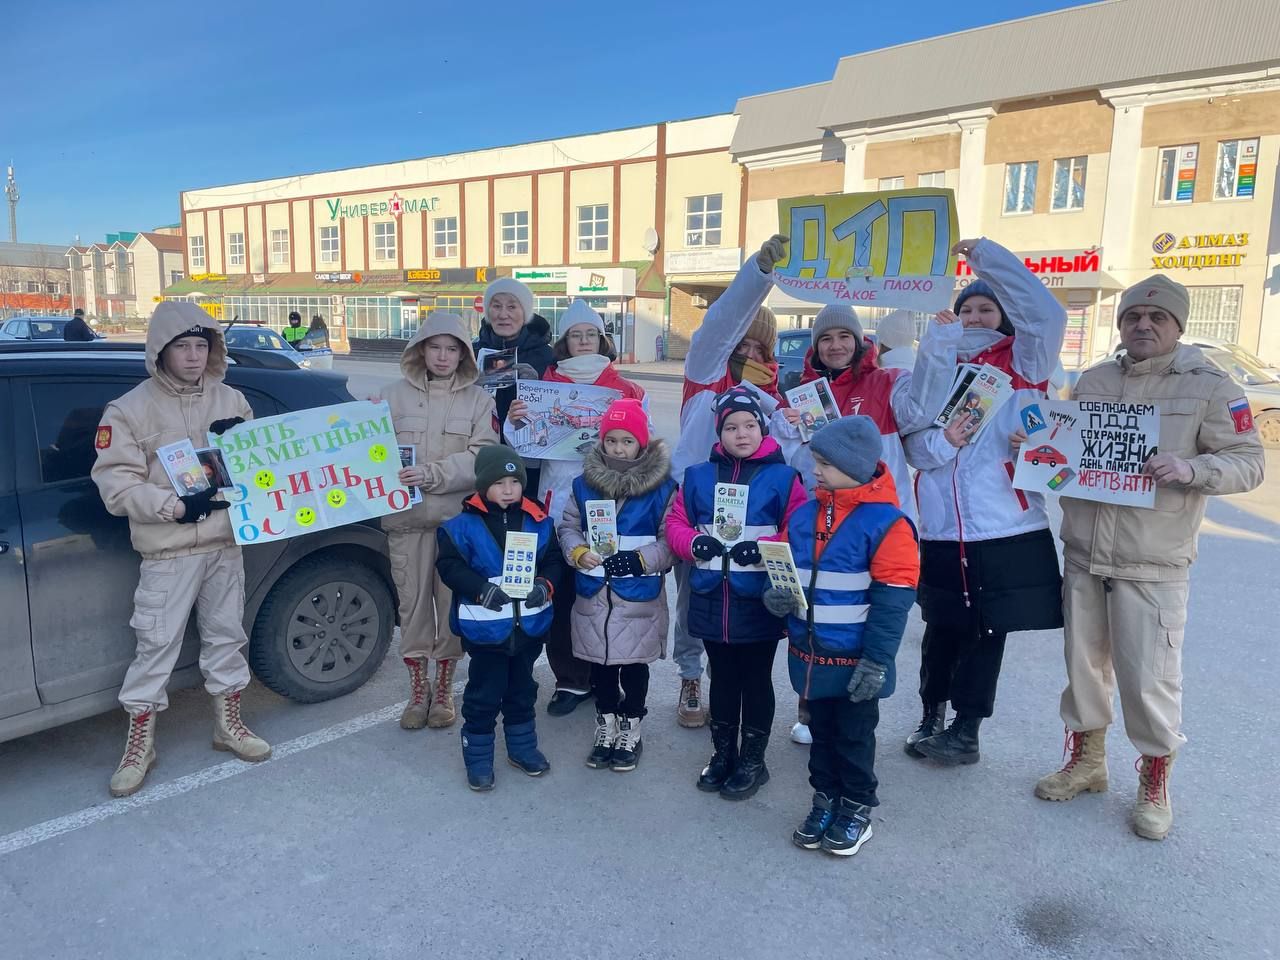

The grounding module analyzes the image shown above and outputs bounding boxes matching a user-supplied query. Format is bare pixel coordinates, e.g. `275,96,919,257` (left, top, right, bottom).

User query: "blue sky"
6,0,1095,245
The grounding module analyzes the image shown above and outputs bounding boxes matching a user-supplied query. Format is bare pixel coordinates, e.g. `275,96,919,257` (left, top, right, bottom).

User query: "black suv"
0,341,395,744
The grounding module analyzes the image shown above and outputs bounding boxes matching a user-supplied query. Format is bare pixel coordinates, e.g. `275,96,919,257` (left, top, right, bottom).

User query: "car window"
30,378,143,483
29,321,63,340
778,335,810,357
1203,346,1278,385
12,321,30,338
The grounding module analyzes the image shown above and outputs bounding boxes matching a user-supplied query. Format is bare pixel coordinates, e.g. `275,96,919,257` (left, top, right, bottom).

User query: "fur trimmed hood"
581,437,671,501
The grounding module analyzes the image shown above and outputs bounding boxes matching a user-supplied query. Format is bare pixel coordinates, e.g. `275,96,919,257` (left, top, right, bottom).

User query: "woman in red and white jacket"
901,237,1067,767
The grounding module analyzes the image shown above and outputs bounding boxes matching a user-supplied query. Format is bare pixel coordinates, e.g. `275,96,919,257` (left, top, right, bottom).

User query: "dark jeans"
919,622,1008,719
545,569,591,693
703,638,779,731
807,696,879,806
461,642,541,736
591,662,650,718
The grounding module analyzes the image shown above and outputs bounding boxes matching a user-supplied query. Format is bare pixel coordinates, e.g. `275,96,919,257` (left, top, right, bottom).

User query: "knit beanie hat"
599,398,649,447
876,310,916,351
954,280,1014,335
474,445,527,493
743,306,778,362
811,304,864,345
163,325,216,353
714,385,768,436
809,415,881,485
1116,275,1190,332
556,299,606,338
483,277,534,327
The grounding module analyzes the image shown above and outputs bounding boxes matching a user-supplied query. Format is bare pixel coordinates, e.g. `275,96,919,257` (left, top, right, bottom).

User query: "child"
666,386,807,800
436,447,566,791
380,312,497,731
762,416,920,856
556,399,677,771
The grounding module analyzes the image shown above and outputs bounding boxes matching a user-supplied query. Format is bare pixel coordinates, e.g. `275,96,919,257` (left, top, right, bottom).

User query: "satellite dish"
642,227,659,255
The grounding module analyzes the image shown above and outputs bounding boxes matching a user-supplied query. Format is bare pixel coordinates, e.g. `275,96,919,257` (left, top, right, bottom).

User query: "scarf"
956,327,1007,363
729,355,779,393
553,353,611,384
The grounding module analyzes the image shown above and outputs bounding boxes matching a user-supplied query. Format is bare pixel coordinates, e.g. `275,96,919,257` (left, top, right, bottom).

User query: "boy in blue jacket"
763,416,919,856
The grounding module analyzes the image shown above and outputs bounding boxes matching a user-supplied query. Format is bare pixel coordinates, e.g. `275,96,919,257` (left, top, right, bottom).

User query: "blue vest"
785,499,906,700
572,474,675,602
443,510,555,646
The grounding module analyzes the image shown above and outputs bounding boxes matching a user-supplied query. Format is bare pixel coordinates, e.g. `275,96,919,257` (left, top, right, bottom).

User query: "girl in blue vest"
666,386,807,800
762,416,920,856
556,399,677,772
436,446,566,791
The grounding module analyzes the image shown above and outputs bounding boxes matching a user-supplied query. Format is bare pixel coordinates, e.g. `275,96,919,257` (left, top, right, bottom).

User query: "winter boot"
504,720,551,776
400,658,430,730
212,692,272,762
677,678,707,728
427,658,457,729
109,710,157,798
720,726,771,800
611,716,643,772
1132,754,1175,841
461,729,495,791
914,715,981,765
792,791,836,849
1035,728,1109,801
587,713,618,769
904,701,948,757
821,798,874,857
696,721,739,792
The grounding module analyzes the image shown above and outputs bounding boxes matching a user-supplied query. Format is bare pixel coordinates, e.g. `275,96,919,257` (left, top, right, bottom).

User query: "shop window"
45,282,58,294
1214,139,1259,200
1156,144,1197,204
433,217,458,259
577,204,609,253
319,226,339,264
918,171,946,188
270,229,290,266
501,211,529,256
1185,286,1242,342
374,221,397,261
1003,162,1037,215
878,176,904,191
228,232,245,267
189,236,205,269
685,195,722,247
170,270,184,286
1051,156,1087,211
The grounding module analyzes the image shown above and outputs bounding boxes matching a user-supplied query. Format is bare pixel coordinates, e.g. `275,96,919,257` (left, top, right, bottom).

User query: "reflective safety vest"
282,325,307,345
572,475,675,602
443,510,554,646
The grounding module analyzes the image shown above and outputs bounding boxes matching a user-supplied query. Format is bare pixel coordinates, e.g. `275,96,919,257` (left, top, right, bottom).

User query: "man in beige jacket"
92,301,270,798
1034,275,1264,840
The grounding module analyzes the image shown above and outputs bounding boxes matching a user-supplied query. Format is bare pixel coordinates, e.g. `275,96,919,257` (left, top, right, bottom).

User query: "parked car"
777,328,812,392
0,340,396,744
0,316,73,341
1024,444,1068,467
222,323,335,371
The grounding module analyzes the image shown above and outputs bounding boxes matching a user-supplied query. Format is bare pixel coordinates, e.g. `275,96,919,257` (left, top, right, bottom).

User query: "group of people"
92,231,1264,854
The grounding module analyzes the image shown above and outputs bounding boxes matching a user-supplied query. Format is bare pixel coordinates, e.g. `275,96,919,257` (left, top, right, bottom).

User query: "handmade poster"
158,439,211,497
501,531,539,598
1012,399,1159,508
784,378,841,441
584,499,619,557
209,400,412,545
774,189,958,312
477,348,518,394
712,482,749,544
760,541,808,612
506,380,623,461
934,364,1013,440
398,445,422,505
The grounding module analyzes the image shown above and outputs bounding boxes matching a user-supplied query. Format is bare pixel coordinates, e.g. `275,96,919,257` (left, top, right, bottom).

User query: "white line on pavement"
0,700,408,859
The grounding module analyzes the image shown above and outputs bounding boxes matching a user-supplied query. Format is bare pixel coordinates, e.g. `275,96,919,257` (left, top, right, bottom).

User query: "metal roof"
731,82,832,156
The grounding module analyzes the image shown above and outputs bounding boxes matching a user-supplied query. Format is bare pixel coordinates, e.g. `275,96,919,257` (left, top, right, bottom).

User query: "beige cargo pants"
1058,559,1189,757
389,529,462,662
118,547,252,716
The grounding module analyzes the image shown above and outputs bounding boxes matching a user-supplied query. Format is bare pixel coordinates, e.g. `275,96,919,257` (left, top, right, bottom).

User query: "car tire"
1031,458,1040,465
1255,411,1280,449
248,554,394,703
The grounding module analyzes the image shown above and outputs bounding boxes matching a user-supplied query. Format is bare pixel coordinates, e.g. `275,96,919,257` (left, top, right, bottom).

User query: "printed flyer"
584,499,619,557
501,531,540,598
712,482,750,544
934,364,1013,440
784,378,841,441
760,541,808,612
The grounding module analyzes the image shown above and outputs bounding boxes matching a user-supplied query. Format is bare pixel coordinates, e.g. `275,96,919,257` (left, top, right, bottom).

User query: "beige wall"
620,161,657,262
747,161,844,201
537,172,565,264
425,184,464,267
978,151,1109,249
493,176,534,266
865,134,960,183
663,152,743,255
567,165,614,264
463,180,489,268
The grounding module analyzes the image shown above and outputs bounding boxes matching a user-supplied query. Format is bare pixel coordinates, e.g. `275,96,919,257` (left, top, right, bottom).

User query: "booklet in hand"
158,439,212,497
933,364,1013,440
477,348,518,394
784,378,841,441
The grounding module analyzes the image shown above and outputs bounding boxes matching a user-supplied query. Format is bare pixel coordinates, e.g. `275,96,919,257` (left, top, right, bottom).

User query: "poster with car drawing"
505,380,623,461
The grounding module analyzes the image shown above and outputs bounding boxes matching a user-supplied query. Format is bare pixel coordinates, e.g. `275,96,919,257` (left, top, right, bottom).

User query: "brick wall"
667,283,730,359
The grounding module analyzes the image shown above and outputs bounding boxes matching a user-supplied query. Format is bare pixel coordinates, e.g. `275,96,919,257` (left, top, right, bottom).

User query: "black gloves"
690,536,724,562
208,417,245,436
729,541,762,567
176,487,229,524
523,580,551,608
762,587,799,618
479,584,511,612
847,658,888,703
603,550,644,579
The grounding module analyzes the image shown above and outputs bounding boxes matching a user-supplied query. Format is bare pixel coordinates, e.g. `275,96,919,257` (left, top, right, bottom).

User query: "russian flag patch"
1228,397,1253,434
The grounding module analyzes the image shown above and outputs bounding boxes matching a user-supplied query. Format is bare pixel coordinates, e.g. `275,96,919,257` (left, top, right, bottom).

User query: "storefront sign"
190,273,228,282
512,266,570,284
956,248,1102,289
406,269,441,282
1175,145,1198,202
324,193,441,221
566,267,636,298
315,272,363,283
1150,233,1248,270
403,267,490,284
252,273,266,284
665,248,743,275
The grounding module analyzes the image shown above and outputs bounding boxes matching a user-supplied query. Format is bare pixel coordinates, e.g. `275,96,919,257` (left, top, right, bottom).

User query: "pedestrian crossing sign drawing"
1021,403,1046,435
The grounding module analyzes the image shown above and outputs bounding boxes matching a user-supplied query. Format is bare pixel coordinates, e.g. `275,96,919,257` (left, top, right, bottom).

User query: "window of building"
170,270,184,286
1051,156,1087,211
878,176,905,191
1185,285,1243,341
1214,139,1259,200
319,226,339,264
577,204,609,253
270,229,289,266
373,221,397,261
421,295,480,339
228,232,245,267
190,236,205,269
685,194,723,247
917,171,946,188
344,296,402,339
45,282,58,295
500,211,529,256
222,295,335,328
433,217,459,259
25,281,39,293
1003,162,1037,215
1156,144,1197,204
114,250,131,295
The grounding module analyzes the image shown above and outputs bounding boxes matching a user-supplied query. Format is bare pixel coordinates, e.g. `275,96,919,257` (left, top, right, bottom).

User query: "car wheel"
248,554,394,703
1031,457,1040,465
1256,411,1280,449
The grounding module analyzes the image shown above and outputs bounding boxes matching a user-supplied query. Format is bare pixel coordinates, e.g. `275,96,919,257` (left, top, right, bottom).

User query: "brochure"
477,347,518,394
933,363,1013,440
759,541,808,612
784,378,841,441
398,445,422,505
584,499,619,557
157,439,211,497
195,447,233,491
501,531,539,599
712,482,750,544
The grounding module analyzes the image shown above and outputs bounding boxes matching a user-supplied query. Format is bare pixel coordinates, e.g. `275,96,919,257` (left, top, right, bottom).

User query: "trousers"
591,662,650,718
918,622,1007,718
461,642,541,736
388,528,462,662
671,563,705,680
702,638,779,731
807,696,880,806
545,567,591,693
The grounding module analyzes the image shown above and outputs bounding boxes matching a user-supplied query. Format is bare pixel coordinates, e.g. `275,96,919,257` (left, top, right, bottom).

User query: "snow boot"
696,720,738,792
461,729,495,791
1132,754,1175,841
915,715,981,765
1035,728,1109,801
677,678,707,728
109,710,157,798
587,713,618,769
821,798,874,857
504,720,550,776
399,658,430,730
611,716,642,772
792,791,836,849
720,726,770,800
904,701,947,757
427,658,457,729
212,692,271,762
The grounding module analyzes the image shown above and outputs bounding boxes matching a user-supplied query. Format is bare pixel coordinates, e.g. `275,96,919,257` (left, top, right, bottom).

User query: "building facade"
66,230,187,320
0,242,72,319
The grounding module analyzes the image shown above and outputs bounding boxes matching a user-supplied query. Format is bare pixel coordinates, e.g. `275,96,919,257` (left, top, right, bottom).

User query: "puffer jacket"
1060,343,1265,581
91,301,253,560
380,312,497,531
557,440,677,665
473,313,555,424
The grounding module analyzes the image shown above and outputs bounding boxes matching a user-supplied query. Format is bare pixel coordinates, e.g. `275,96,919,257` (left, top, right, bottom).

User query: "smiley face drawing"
326,489,347,508
295,507,317,527
369,444,388,463
254,469,276,490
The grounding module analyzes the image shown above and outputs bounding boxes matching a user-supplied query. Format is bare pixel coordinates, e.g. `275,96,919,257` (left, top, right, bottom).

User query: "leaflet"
584,499,619,557
477,348,518,394
933,363,1013,440
157,439,211,497
712,482,749,544
759,541,808,612
501,531,539,599
784,378,841,441
398,445,423,505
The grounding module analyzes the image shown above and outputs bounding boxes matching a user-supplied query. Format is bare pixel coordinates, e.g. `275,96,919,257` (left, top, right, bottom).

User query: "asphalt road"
1,357,1276,959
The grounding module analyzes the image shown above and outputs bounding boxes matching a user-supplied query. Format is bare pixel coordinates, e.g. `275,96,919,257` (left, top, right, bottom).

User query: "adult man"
92,301,271,798
63,308,95,342
1034,275,1264,840
282,310,307,348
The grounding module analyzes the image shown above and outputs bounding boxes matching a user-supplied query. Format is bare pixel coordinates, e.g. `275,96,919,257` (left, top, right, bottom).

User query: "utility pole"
4,162,18,243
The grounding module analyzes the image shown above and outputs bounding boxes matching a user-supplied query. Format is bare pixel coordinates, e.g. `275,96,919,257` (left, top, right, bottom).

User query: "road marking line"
0,700,407,859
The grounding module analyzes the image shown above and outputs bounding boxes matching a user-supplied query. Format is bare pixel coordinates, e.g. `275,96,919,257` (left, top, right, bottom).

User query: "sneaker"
790,722,812,745
611,717,642,772
547,689,591,717
792,792,835,849
586,713,617,769
677,678,707,728
820,798,874,857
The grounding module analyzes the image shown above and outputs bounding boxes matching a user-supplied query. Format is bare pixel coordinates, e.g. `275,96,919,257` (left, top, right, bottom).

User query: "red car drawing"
1024,444,1067,467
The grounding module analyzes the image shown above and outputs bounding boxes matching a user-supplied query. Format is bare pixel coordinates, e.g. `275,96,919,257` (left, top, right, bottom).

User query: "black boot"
720,726,770,800
696,721,738,792
914,715,981,765
904,701,948,758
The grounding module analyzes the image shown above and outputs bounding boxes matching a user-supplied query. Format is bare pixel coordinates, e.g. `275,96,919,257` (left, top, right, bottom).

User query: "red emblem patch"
1228,397,1253,434
94,426,112,449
